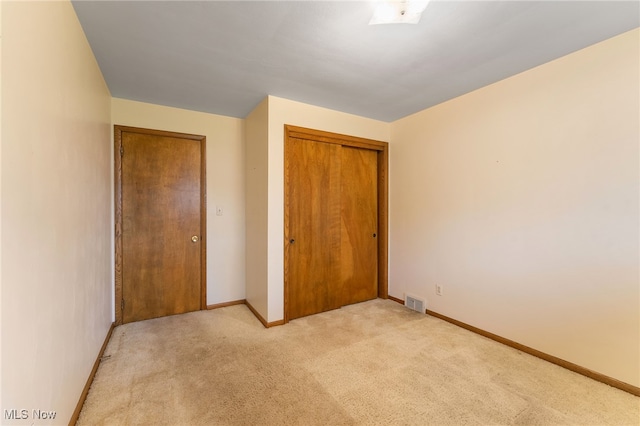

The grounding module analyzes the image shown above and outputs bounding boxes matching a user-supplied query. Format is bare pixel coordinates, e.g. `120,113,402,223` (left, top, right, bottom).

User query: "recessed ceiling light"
369,0,430,25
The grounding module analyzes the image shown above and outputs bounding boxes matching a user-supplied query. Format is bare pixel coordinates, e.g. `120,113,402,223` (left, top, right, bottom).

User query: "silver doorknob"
191,235,199,243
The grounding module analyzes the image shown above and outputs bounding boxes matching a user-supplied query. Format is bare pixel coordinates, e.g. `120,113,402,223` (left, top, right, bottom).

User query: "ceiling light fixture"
369,0,430,25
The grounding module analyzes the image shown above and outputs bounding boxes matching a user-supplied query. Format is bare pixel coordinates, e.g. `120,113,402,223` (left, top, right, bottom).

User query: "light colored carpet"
78,299,639,425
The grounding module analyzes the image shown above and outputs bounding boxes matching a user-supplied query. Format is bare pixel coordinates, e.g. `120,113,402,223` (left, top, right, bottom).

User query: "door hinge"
120,145,124,157
121,299,125,311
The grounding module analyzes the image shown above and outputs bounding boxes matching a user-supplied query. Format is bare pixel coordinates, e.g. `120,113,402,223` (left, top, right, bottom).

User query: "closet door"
287,138,342,320
340,147,378,306
286,136,380,321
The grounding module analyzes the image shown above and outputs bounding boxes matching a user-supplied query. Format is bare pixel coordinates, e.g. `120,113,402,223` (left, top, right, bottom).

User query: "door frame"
283,125,389,323
114,125,207,325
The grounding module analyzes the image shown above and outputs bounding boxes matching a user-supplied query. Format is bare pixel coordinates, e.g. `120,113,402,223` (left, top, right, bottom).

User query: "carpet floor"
78,299,639,425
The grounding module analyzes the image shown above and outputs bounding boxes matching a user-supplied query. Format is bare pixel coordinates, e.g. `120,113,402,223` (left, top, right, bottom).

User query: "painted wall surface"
1,1,112,423
0,0,4,409
244,98,269,319
266,96,390,322
390,29,639,387
111,98,246,306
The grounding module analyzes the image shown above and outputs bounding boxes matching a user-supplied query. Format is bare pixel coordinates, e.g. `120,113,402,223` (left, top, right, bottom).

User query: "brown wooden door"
287,138,342,319
340,146,378,306
116,126,206,324
286,135,379,320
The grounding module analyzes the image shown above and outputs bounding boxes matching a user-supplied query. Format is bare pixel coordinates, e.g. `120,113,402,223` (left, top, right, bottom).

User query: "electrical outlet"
436,284,443,296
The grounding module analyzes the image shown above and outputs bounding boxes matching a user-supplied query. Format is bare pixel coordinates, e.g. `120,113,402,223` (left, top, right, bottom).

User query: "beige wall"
390,29,639,387
0,1,4,412
2,4,635,420
0,0,4,409
112,98,246,306
265,96,390,322
244,98,269,318
1,1,112,423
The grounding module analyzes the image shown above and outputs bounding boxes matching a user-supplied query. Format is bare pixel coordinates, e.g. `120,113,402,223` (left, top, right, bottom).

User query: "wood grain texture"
340,147,378,306
376,145,389,299
114,125,206,325
286,125,388,152
199,137,207,310
114,129,124,325
122,133,200,322
284,125,389,322
427,309,640,397
287,138,342,320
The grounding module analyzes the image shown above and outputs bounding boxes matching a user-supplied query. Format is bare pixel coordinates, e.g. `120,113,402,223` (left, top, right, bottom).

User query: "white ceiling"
72,1,639,122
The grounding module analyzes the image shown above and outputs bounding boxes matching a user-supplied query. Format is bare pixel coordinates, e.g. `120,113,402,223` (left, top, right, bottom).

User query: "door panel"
121,130,203,323
287,135,381,320
340,147,378,306
287,138,342,320
284,125,388,322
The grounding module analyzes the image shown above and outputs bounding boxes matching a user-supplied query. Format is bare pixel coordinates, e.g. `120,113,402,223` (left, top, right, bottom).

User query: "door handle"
290,239,295,244
191,235,199,243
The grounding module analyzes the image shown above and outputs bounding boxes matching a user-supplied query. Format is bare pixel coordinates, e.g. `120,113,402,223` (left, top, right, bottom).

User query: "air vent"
405,294,426,314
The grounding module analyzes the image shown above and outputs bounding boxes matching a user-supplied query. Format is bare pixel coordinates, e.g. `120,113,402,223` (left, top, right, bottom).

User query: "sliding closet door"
287,138,342,320
340,146,378,306
286,129,384,321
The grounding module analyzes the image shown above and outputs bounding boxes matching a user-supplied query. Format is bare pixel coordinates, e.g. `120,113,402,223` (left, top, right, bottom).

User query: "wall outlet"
436,284,443,296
